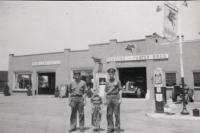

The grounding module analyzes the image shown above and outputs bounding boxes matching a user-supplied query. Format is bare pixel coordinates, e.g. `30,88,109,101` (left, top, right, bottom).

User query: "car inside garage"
118,67,147,98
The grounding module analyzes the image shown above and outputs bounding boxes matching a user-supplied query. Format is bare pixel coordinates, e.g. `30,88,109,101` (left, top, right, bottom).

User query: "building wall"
183,41,200,88
0,71,8,92
69,50,94,69
89,36,200,100
8,52,66,94
8,35,200,100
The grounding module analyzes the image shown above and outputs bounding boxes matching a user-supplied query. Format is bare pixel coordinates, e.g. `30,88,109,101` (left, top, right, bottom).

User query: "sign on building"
106,54,169,62
32,60,61,66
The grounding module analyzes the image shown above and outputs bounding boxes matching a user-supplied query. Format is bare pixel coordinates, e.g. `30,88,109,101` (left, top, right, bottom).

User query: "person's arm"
68,83,72,106
103,83,108,105
83,82,87,106
118,81,122,104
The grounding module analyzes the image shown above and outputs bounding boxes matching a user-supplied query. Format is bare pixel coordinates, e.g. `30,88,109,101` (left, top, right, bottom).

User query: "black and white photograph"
0,0,200,133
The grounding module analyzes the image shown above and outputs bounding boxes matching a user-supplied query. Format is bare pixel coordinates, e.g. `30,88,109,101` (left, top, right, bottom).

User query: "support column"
146,60,154,101
32,70,37,95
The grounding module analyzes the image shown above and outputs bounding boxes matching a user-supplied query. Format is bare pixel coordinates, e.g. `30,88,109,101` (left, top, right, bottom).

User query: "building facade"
8,33,200,101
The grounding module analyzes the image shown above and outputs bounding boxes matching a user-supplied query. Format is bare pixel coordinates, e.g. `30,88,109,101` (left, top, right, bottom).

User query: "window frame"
14,72,32,91
193,71,200,88
165,72,177,88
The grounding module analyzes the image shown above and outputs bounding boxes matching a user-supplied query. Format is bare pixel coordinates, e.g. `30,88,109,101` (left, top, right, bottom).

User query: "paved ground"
0,94,200,133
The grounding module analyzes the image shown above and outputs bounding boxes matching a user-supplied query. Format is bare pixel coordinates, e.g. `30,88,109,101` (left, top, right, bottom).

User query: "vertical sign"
163,2,178,41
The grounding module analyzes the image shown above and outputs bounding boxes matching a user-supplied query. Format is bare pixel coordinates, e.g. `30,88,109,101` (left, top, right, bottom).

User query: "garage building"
8,33,200,101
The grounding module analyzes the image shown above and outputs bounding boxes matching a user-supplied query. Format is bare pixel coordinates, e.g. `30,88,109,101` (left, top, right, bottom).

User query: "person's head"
73,72,81,81
107,68,116,80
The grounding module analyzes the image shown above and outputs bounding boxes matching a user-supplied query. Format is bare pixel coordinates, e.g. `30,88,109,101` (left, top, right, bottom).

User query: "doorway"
118,67,147,98
38,72,55,95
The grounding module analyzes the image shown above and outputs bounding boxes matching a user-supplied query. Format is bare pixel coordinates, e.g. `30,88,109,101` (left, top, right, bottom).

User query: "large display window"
15,73,32,90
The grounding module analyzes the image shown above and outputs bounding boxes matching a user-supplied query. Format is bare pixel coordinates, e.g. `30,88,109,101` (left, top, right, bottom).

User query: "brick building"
8,33,200,101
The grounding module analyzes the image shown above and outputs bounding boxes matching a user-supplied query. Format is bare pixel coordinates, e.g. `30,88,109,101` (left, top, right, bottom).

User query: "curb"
146,112,200,120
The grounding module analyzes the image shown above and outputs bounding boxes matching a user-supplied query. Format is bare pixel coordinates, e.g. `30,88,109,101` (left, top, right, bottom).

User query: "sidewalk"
146,102,200,120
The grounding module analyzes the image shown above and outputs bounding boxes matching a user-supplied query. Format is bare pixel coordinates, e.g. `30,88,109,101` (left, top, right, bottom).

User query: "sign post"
162,2,189,115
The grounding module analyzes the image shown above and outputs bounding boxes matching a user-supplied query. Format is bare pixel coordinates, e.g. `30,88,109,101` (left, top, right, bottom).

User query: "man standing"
68,72,87,132
105,68,122,133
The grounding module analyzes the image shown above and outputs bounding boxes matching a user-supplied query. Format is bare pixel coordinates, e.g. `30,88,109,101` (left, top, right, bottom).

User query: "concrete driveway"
0,94,199,133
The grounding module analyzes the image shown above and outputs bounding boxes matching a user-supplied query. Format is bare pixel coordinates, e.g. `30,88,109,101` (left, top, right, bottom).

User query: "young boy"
91,88,103,132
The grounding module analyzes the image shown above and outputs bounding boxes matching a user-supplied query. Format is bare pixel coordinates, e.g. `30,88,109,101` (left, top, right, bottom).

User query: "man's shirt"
69,80,87,96
105,79,122,95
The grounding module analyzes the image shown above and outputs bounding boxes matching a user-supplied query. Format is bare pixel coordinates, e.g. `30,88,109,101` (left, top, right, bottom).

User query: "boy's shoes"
80,127,84,132
68,128,76,132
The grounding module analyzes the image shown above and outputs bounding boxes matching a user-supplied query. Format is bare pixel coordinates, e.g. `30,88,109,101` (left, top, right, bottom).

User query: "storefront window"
193,72,200,87
165,73,176,86
15,73,32,90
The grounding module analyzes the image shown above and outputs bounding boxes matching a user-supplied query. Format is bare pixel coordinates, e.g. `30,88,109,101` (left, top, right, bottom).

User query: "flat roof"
70,49,89,53
12,51,64,57
89,38,145,47
11,49,89,57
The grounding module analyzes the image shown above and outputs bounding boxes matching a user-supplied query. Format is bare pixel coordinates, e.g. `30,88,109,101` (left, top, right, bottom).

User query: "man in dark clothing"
105,68,122,133
68,72,87,132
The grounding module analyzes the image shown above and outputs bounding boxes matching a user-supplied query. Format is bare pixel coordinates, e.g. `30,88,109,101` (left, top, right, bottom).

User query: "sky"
0,1,200,71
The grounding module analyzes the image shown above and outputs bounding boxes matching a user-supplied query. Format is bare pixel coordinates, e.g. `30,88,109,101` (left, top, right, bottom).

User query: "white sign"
156,94,163,102
32,60,61,66
99,85,106,97
163,2,178,41
106,54,168,62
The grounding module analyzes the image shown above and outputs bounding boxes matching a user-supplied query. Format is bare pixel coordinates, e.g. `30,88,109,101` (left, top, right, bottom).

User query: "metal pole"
177,1,189,115
179,35,189,115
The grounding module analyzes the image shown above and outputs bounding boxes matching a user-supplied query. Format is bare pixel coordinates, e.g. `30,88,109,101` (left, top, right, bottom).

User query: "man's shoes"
68,128,76,132
115,128,121,133
107,129,114,133
93,128,97,132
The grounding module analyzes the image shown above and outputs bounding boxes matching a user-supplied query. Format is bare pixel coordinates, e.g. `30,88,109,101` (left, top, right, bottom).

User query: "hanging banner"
163,2,178,41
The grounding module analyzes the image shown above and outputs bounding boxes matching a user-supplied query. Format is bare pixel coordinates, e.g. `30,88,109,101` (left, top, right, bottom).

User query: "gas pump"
154,67,166,113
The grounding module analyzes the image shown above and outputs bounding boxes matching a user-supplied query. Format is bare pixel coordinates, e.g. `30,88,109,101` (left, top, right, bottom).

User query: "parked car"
122,81,144,98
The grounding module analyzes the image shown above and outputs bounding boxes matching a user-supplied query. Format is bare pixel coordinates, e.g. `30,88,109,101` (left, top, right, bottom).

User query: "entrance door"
38,72,55,95
118,67,147,98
